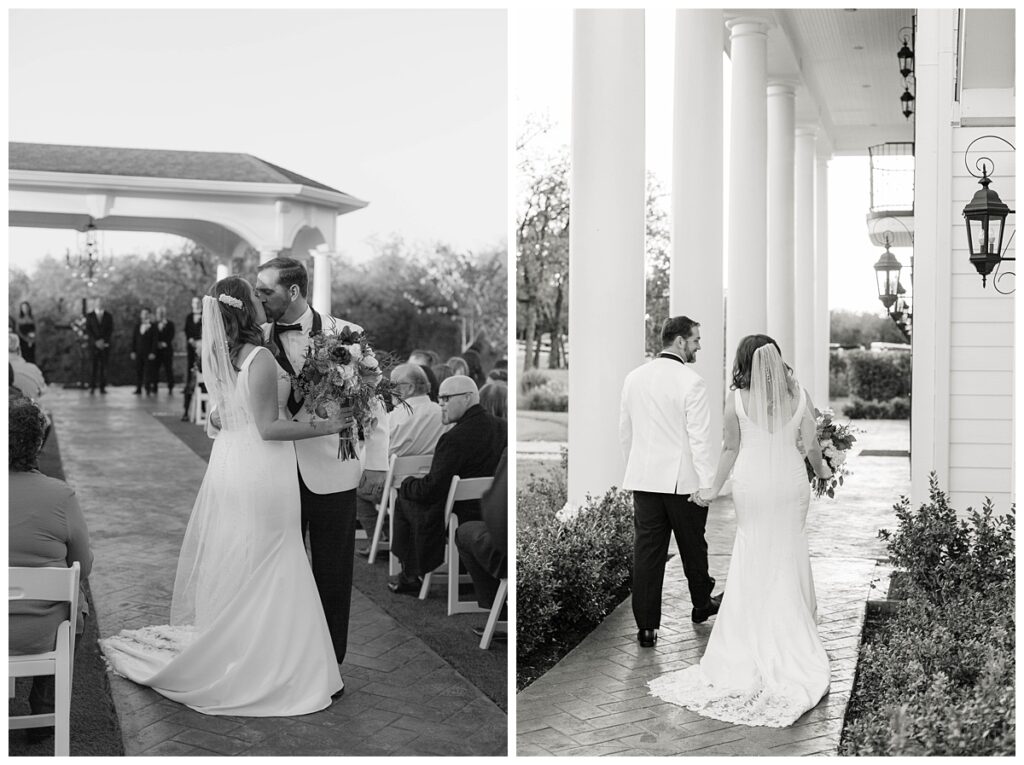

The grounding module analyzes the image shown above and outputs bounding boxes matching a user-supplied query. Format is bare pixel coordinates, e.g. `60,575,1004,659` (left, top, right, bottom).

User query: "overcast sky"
513,7,899,314
9,9,507,271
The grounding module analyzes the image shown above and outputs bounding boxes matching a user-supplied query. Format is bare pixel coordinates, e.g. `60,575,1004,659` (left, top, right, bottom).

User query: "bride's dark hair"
209,276,267,370
730,334,796,392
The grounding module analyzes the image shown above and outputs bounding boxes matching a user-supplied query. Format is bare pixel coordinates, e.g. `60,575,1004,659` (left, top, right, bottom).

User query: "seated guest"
389,375,506,594
356,363,445,556
486,367,508,383
431,363,454,398
419,364,440,403
9,333,46,399
408,349,439,368
9,398,94,736
447,356,470,378
479,380,508,420
461,349,486,388
455,449,508,636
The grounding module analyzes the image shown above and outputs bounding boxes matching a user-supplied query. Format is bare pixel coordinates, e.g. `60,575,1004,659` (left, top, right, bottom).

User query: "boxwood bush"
841,474,1015,756
517,457,634,658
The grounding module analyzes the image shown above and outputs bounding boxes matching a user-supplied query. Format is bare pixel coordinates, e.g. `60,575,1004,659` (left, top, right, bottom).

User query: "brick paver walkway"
47,387,507,756
516,420,909,756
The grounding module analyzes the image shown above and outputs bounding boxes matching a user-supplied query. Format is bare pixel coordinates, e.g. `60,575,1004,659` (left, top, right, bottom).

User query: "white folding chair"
418,475,494,616
479,578,508,650
375,453,433,573
9,562,81,757
190,373,209,426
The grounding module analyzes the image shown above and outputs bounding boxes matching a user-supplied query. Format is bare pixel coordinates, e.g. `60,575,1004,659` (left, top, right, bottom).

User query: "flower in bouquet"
290,326,407,459
805,407,859,499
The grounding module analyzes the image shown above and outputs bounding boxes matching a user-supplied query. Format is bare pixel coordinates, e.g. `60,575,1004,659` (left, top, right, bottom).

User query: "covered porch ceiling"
727,8,916,155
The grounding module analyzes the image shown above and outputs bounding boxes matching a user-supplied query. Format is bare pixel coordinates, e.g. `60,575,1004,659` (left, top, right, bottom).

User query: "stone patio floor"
46,386,507,756
516,418,909,756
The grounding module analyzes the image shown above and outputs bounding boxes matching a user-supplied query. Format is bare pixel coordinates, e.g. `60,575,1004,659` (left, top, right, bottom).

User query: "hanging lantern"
874,240,903,310
962,168,1011,287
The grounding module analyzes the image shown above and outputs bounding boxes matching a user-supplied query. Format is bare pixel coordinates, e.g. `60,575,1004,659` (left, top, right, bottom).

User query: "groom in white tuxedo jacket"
256,257,389,673
620,316,721,647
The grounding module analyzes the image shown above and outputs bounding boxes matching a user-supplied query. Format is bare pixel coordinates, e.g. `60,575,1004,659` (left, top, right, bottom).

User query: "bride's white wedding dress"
100,345,342,716
649,383,830,728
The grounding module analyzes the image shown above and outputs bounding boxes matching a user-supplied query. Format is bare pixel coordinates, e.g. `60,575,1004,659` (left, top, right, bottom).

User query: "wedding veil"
199,294,247,431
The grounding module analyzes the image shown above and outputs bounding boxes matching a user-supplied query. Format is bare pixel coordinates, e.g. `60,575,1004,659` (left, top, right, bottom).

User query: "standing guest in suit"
153,306,176,394
15,301,37,363
85,297,114,395
355,363,445,556
130,307,158,395
254,257,388,680
9,398,93,734
389,375,506,594
620,315,722,648
455,448,508,637
182,296,203,420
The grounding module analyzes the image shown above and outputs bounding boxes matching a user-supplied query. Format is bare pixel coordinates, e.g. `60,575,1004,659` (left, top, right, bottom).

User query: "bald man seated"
389,375,507,594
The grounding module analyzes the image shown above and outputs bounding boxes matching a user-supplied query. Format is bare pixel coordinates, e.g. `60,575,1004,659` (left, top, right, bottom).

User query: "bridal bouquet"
290,326,405,459
805,408,858,499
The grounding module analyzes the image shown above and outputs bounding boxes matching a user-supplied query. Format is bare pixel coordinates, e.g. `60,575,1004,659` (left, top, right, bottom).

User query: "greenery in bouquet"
805,407,858,499
290,326,407,458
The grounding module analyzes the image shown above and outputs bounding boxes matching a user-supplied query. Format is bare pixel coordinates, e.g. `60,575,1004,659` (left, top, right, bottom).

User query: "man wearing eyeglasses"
388,375,506,594
355,363,444,557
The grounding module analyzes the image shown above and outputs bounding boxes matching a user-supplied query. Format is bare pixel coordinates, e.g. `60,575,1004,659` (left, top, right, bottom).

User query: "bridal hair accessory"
218,294,243,309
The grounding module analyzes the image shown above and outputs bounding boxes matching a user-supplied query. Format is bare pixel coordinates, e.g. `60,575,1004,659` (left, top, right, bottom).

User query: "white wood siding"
947,125,1015,513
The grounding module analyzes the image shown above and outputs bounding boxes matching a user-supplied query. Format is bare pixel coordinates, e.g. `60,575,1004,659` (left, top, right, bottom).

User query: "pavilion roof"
9,142,345,195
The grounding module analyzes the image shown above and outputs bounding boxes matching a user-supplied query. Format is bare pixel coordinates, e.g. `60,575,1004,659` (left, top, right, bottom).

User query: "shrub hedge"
519,368,550,395
523,382,569,412
846,350,912,401
842,396,911,420
829,351,850,399
517,457,634,658
841,474,1015,756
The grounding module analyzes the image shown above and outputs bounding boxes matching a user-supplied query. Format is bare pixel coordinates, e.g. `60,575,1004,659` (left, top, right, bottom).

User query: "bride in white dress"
101,277,347,716
649,335,834,728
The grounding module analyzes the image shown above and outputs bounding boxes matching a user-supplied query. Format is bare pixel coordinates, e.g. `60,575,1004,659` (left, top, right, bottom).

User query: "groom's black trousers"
632,491,714,630
299,474,355,665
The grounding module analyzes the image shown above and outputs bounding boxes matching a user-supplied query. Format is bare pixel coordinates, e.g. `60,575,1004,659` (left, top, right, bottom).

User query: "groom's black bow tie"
658,352,685,365
276,323,303,334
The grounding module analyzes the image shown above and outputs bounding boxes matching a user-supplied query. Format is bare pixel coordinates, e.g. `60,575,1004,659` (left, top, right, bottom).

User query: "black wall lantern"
900,87,915,120
962,135,1015,292
873,236,903,310
897,26,914,79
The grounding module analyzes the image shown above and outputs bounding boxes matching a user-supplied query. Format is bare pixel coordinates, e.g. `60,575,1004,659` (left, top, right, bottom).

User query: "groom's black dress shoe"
692,593,723,624
637,628,657,647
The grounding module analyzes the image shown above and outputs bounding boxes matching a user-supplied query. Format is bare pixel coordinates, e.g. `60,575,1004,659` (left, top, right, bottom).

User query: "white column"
673,9,725,453
814,151,831,408
258,248,279,265
793,126,817,384
215,263,229,281
568,10,646,507
310,245,333,314
726,16,770,366
767,81,796,360
910,9,956,507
